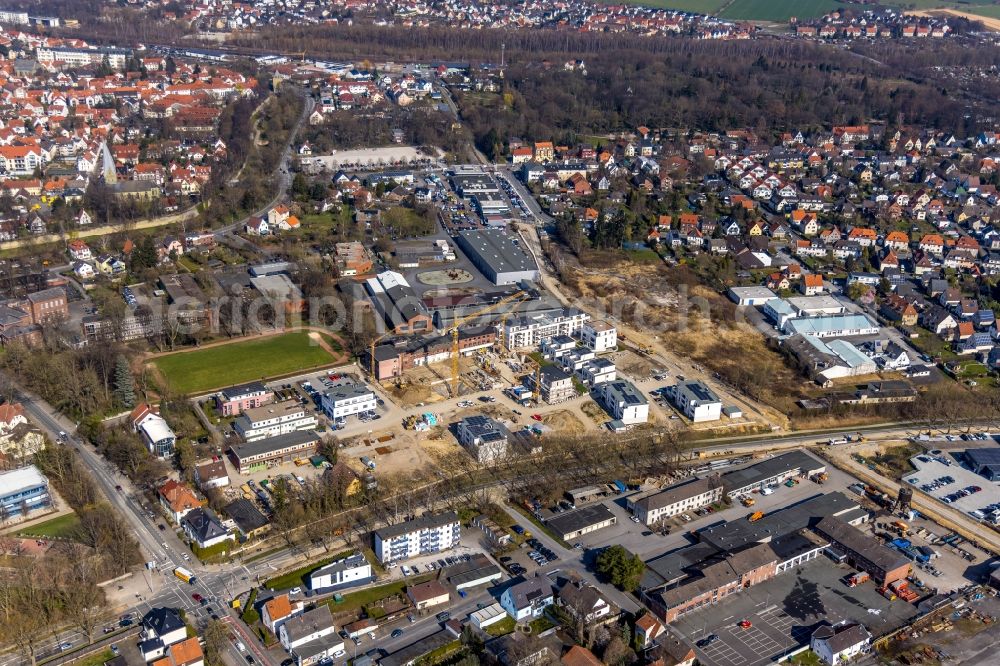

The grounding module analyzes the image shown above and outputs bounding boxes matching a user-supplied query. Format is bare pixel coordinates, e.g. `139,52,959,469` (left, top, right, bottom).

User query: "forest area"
302,107,467,156
232,24,997,138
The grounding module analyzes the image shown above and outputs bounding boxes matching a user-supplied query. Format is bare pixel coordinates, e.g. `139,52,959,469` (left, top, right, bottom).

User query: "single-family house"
810,623,872,666
158,480,200,524
181,507,231,549
262,593,304,634
500,578,554,622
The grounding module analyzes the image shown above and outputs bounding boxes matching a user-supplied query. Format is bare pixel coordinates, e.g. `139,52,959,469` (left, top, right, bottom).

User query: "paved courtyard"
671,557,920,666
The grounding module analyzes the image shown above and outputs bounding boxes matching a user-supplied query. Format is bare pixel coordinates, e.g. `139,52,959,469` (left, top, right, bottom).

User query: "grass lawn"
528,615,556,634
789,650,823,666
325,574,433,613
264,549,354,590
70,649,115,666
153,331,341,394
485,616,516,637
15,513,81,540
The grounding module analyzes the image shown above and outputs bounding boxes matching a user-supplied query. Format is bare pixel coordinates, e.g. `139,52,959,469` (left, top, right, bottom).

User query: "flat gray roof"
375,511,459,541
721,450,826,493
546,503,616,537
697,491,861,552
229,430,320,461
456,229,538,276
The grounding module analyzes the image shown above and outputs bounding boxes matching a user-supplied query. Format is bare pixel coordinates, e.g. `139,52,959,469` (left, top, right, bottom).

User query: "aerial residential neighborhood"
3,3,1000,666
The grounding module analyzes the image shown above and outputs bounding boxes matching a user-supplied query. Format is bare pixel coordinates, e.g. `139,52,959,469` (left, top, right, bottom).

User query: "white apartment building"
374,511,461,564
320,382,377,420
666,380,722,422
456,415,509,464
233,399,318,442
308,552,373,592
579,320,617,353
576,358,617,386
597,379,649,425
504,308,590,349
628,477,724,525
37,46,131,69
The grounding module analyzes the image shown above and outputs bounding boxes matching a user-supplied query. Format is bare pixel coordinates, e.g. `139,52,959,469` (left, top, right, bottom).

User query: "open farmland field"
616,0,728,13
617,0,991,21
719,0,847,21
959,5,1000,18
152,331,343,394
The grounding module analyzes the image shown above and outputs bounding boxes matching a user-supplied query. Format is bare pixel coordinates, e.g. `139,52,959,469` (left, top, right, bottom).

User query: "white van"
760,487,775,496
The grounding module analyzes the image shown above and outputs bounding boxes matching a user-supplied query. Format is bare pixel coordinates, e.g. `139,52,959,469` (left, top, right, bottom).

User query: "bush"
192,539,234,562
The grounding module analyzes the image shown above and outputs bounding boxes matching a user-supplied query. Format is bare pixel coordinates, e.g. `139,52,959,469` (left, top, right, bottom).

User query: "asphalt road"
214,88,314,239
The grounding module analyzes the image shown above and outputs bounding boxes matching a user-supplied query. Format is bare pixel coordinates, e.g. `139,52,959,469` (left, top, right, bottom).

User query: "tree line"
0,440,142,665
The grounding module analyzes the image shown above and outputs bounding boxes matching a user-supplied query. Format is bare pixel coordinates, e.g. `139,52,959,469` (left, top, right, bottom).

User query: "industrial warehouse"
455,229,540,286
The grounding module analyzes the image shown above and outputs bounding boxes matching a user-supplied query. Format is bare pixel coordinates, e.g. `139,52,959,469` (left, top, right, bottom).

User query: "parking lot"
903,450,1000,522
569,453,862,560
672,557,920,666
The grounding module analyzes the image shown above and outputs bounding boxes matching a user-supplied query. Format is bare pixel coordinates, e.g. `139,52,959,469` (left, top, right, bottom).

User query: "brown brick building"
369,327,496,380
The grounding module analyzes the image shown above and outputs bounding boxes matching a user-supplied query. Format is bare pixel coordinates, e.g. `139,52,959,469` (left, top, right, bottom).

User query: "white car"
333,651,346,659
290,587,302,595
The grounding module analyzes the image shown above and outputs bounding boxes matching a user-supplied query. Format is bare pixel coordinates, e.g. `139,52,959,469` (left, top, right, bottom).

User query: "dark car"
435,611,451,622
697,634,719,648
158,524,166,531
391,629,404,638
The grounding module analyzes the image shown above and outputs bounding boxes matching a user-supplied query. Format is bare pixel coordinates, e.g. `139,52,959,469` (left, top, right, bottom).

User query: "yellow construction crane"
449,290,528,396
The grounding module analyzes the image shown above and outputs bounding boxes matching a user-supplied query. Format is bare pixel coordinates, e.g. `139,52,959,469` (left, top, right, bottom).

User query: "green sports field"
152,331,341,395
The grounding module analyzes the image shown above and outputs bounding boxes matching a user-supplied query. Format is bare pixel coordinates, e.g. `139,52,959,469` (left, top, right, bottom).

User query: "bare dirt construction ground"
341,430,438,477
541,409,587,435
610,348,658,379
560,260,791,429
384,357,492,407
909,9,1000,31
580,400,609,426
416,268,474,286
